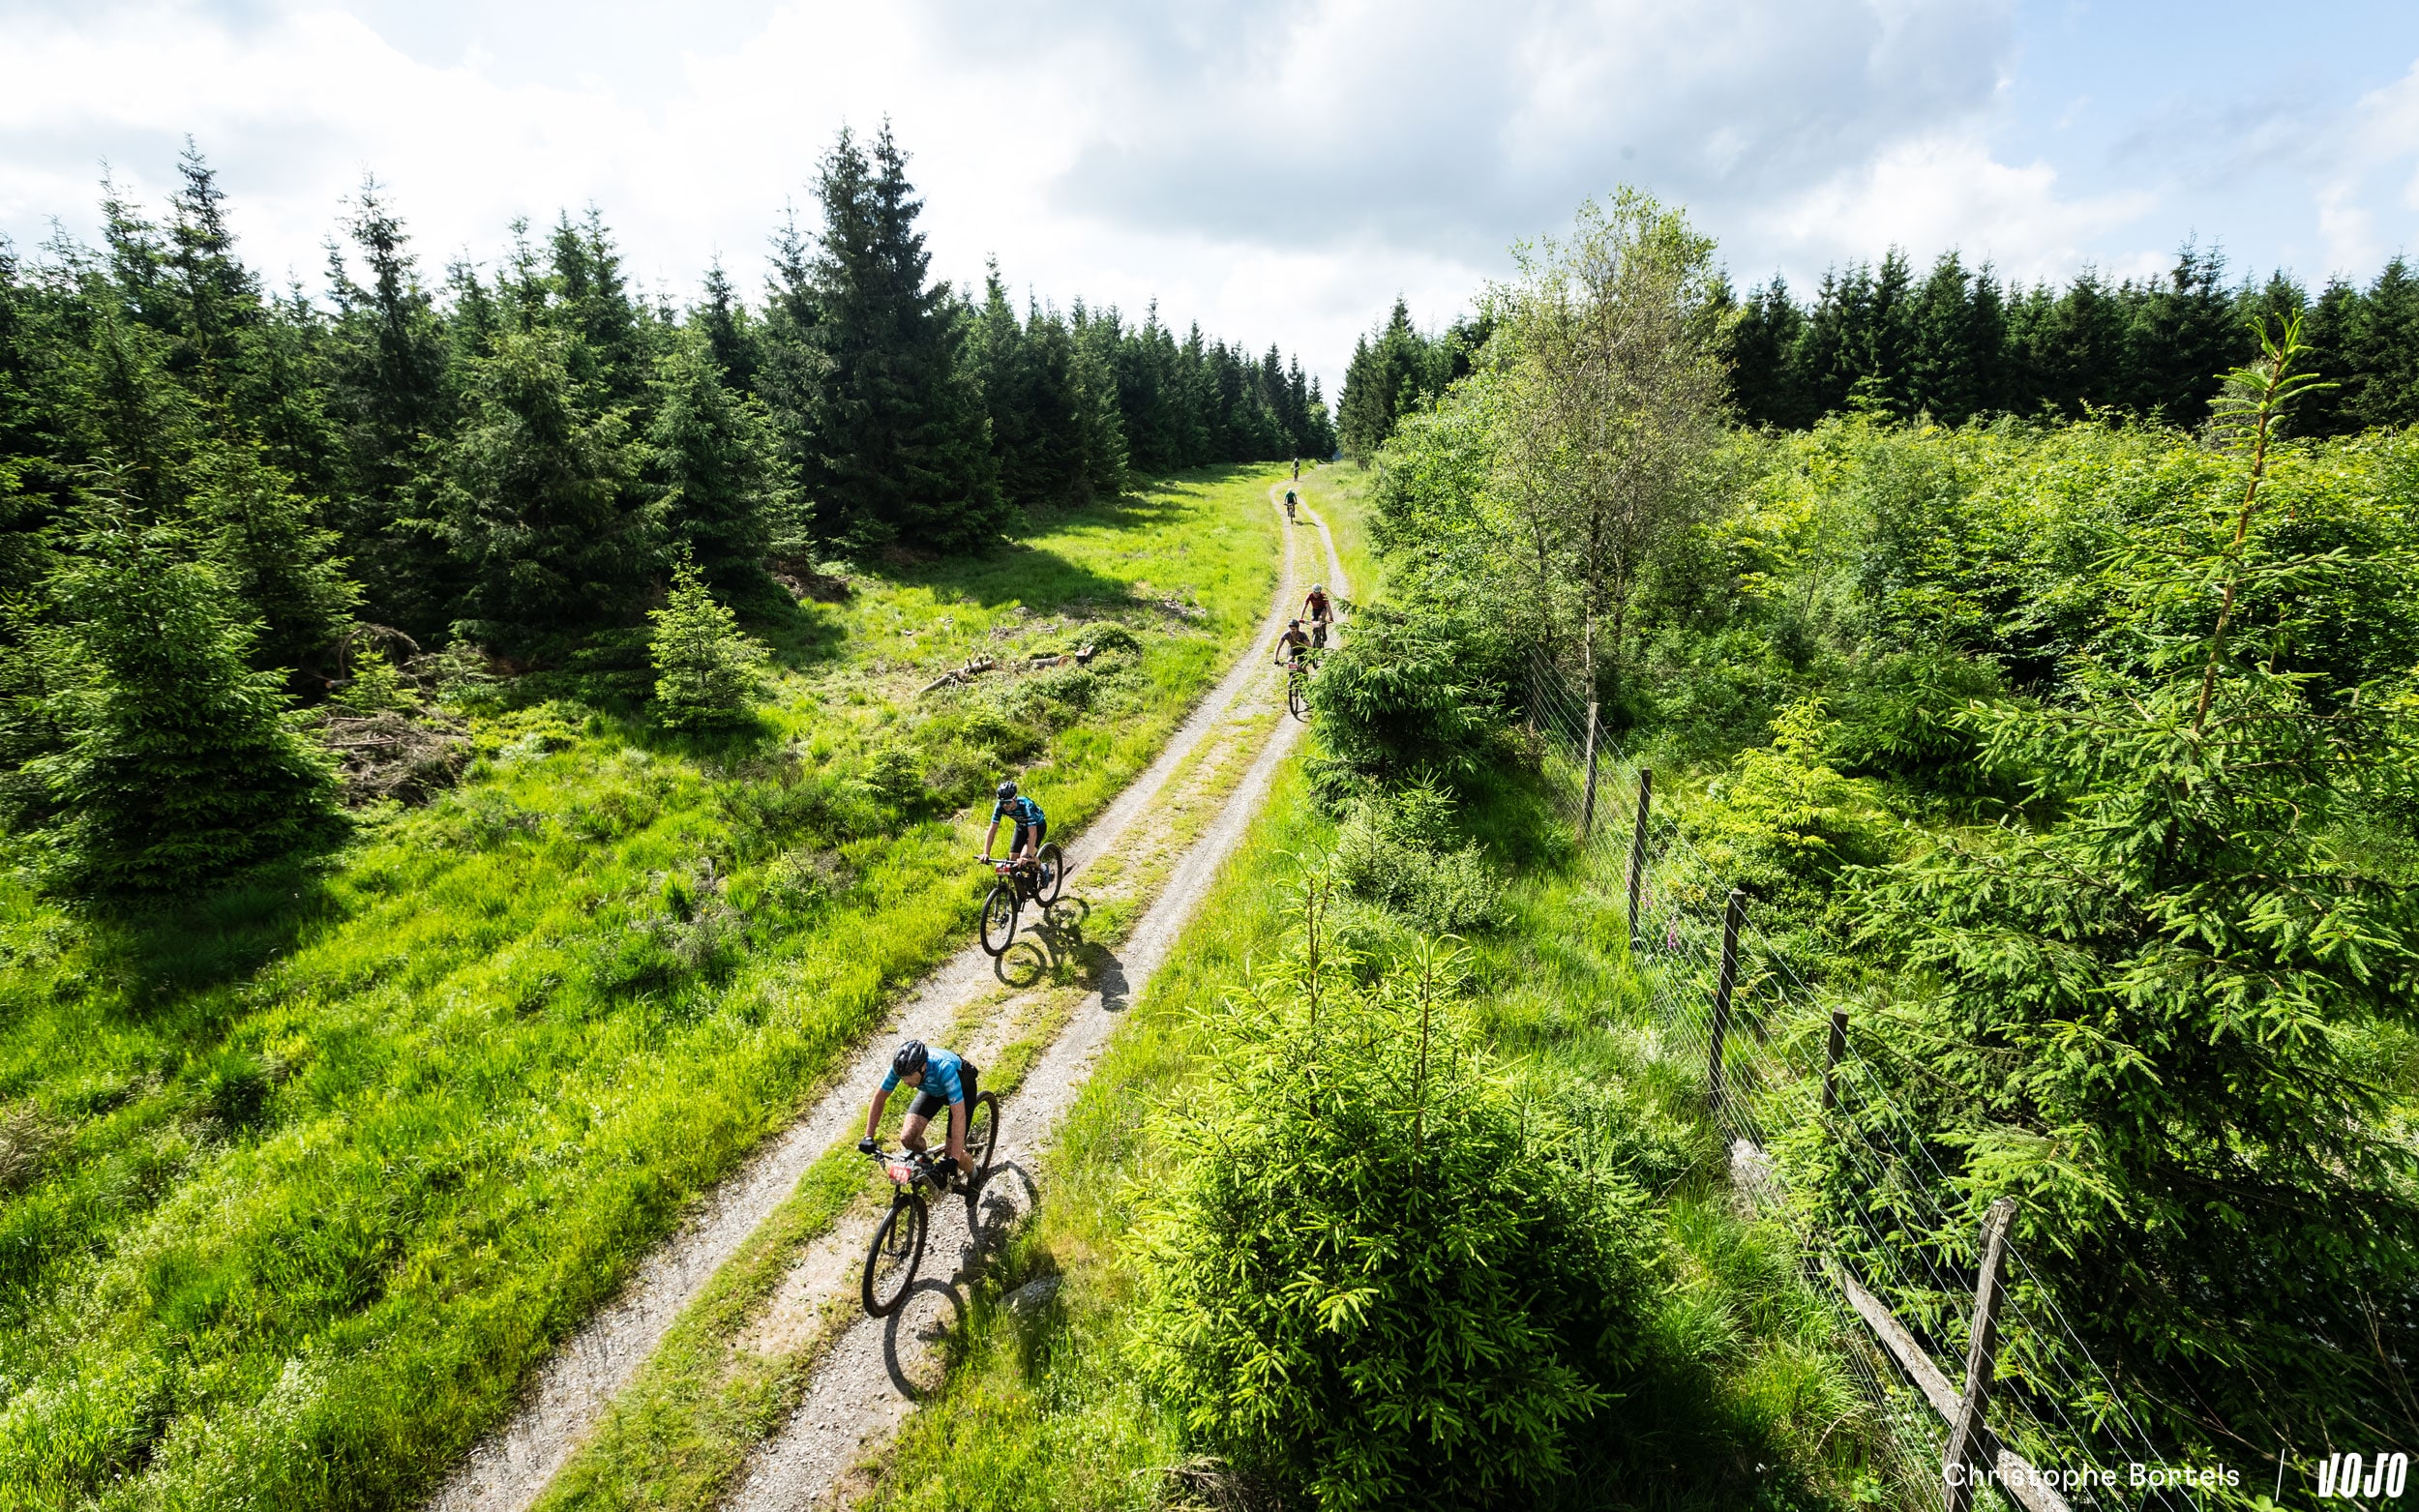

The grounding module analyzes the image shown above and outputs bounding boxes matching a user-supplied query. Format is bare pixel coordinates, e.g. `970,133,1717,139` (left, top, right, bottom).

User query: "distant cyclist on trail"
1275,618,1313,669
1300,582,1334,647
983,780,1046,872
1293,457,1300,482
1284,489,1299,522
859,1039,975,1189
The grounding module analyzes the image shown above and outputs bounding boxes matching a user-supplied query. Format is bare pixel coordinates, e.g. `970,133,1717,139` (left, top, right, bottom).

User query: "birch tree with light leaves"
1488,190,1730,819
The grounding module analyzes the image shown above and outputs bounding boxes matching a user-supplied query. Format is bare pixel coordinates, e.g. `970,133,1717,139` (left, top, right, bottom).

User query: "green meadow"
0,468,1281,1511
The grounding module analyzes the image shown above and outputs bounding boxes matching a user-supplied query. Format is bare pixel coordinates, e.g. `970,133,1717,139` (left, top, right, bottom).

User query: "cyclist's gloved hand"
857,1137,879,1155
937,1154,961,1180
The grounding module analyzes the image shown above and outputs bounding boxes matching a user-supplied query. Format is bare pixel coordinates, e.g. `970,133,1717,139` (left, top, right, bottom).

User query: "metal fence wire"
1517,645,2216,1512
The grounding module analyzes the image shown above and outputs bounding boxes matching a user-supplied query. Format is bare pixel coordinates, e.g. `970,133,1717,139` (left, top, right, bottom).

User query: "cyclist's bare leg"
899,1111,933,1152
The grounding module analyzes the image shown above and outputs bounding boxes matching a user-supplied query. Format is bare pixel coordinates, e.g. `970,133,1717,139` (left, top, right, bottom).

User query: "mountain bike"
976,845,1064,957
860,1089,1001,1318
1283,653,1313,722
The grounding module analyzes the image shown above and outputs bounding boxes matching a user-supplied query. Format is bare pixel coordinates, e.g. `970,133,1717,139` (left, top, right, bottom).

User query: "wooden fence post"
1823,1009,1847,1112
1577,698,1601,845
1625,769,1653,951
1707,889,1745,1112
1943,1197,2019,1512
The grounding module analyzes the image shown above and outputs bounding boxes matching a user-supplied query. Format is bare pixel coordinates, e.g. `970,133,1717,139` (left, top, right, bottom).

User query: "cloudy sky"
3,0,2414,398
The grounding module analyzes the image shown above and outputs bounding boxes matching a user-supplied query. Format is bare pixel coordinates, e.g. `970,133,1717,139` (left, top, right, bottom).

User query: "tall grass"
0,468,1283,1512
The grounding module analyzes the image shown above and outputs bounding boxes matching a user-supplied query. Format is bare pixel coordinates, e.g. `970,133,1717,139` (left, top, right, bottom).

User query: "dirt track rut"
428,484,1344,1512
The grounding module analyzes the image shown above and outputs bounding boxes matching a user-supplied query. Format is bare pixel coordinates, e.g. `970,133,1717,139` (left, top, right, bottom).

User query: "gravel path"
426,485,1335,1512
723,488,1348,1510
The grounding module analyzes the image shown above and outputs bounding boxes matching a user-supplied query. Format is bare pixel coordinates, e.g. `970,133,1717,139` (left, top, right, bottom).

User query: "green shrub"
861,743,924,812
331,650,415,715
1822,646,2013,797
1679,699,1895,914
1307,606,1499,799
1134,937,1657,1509
35,514,342,894
1329,779,1506,934
648,558,767,731
1081,621,1142,655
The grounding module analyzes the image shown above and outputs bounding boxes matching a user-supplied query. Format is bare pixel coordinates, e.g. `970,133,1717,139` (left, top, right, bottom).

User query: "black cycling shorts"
1012,820,1046,852
909,1060,979,1122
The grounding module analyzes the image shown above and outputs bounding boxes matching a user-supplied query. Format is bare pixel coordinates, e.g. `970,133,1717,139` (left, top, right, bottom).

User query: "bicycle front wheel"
1035,844,1065,905
980,881,1019,957
1287,673,1308,722
965,1091,1002,1187
862,1193,926,1317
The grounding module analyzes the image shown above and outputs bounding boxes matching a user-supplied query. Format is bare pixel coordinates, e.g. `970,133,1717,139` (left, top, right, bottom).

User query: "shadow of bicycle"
992,896,1093,987
878,1161,1040,1396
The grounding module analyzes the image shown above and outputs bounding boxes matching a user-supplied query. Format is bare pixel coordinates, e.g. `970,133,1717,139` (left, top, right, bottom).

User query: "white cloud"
0,0,2411,400
1763,134,2161,286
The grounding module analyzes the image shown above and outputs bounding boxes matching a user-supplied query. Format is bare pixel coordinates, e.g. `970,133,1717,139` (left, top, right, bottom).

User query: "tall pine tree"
799,124,1001,553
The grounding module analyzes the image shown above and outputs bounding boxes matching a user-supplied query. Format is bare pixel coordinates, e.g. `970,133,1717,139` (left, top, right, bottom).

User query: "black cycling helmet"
995,780,1017,800
1288,618,1302,629
893,1040,930,1079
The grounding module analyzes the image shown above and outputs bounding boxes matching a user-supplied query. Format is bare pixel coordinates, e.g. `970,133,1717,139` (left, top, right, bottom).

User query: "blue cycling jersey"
881,1047,967,1105
991,795,1045,830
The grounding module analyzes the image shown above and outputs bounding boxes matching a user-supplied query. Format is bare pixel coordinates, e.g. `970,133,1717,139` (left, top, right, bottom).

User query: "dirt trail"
723,489,1346,1510
427,486,1337,1512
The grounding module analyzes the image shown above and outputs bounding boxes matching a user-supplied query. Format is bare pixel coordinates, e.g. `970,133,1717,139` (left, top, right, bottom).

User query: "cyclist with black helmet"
859,1039,976,1186
1275,617,1313,670
1300,582,1334,648
983,780,1046,873
1283,488,1299,523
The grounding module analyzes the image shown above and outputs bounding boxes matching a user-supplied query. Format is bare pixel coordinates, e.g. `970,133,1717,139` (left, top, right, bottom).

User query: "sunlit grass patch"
0,467,1283,1512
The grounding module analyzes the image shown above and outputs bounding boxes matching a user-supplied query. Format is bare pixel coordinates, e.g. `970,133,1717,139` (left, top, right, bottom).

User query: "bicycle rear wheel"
965,1091,1001,1187
979,881,1019,956
1035,844,1065,905
862,1193,926,1317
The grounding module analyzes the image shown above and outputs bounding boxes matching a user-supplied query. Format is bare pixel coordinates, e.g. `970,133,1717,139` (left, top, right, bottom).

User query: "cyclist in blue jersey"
859,1039,975,1185
983,780,1046,872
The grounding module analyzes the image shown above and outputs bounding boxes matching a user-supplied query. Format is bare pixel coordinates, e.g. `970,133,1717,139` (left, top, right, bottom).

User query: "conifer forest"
2,26,2418,1512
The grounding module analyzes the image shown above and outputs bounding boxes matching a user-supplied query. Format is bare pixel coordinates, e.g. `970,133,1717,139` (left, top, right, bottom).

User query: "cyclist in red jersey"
1300,583,1333,648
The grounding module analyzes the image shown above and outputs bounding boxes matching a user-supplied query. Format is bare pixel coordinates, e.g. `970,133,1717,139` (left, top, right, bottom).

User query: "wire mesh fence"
1517,645,2222,1512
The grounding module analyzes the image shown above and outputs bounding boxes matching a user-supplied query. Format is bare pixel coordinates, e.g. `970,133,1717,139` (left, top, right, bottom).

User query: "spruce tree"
695,260,759,390
1013,299,1089,502
1723,275,1809,427
801,124,1001,553
163,143,266,413
1067,299,1130,496
327,179,454,635
2023,267,2129,416
2347,256,2419,430
195,441,360,670
1907,252,1982,424
547,209,654,412
36,501,340,893
2292,276,2359,435
649,553,766,730
646,337,785,589
2121,243,2245,424
0,244,68,598
436,325,653,637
